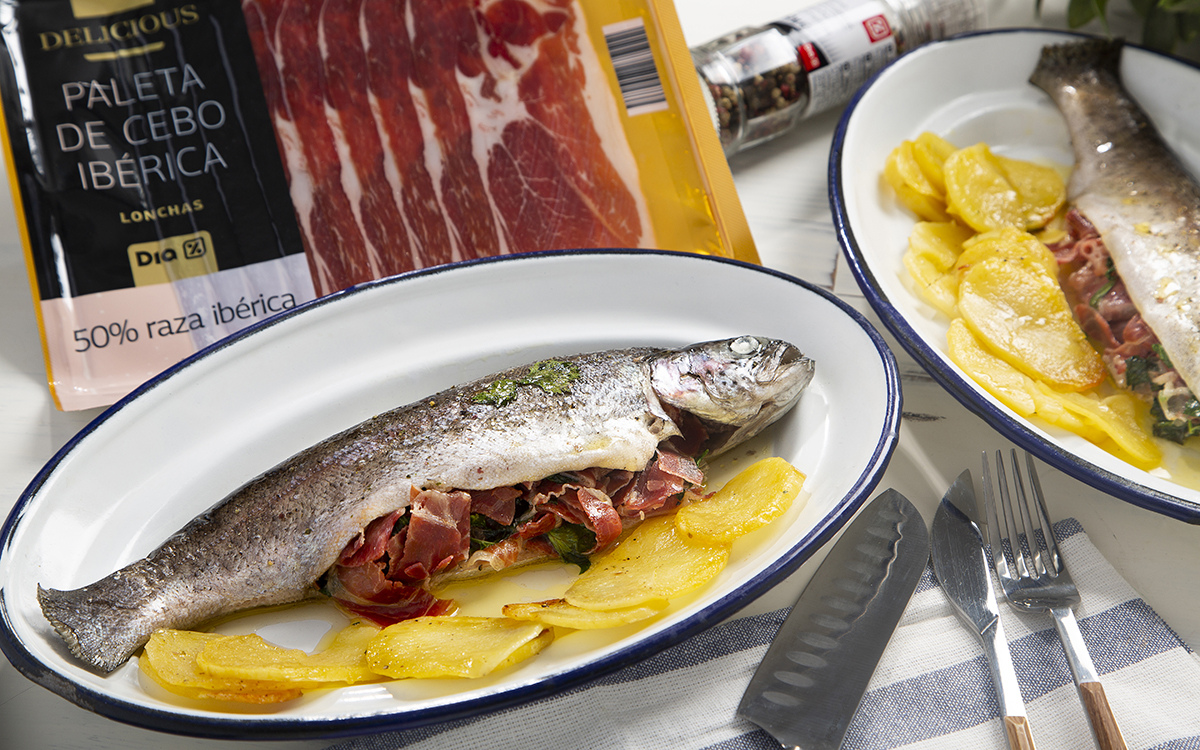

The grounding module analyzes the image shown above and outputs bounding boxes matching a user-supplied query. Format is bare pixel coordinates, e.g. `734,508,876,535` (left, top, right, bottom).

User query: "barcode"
602,18,667,115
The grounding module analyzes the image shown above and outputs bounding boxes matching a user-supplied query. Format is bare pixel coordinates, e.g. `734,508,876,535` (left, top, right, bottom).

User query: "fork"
981,449,1128,750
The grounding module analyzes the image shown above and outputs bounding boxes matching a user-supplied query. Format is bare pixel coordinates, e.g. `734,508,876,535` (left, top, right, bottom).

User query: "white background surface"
3,1,1200,748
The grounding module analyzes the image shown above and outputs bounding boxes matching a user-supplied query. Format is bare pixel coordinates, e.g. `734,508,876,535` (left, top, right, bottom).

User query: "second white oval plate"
831,29,1200,521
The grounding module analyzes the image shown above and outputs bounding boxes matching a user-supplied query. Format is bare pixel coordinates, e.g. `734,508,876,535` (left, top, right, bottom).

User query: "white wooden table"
3,1,1199,748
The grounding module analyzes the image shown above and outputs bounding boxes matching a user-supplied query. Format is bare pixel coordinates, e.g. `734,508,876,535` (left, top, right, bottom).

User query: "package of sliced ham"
0,0,752,410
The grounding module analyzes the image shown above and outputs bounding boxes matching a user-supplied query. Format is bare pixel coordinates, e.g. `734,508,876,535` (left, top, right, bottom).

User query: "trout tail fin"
38,583,152,674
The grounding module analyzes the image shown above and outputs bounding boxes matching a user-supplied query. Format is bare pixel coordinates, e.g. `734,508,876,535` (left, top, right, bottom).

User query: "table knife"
930,470,1036,750
738,488,928,750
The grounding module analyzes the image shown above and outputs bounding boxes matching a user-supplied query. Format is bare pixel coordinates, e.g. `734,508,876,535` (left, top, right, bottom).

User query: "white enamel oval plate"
831,29,1200,521
0,250,900,739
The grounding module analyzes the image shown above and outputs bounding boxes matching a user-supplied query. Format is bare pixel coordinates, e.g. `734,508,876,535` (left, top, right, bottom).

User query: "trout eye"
730,336,761,356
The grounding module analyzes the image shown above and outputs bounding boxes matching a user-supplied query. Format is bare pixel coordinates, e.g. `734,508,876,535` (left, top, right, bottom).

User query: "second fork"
981,449,1128,750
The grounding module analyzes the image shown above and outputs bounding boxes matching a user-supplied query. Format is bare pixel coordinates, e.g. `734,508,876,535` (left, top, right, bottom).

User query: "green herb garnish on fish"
473,360,580,406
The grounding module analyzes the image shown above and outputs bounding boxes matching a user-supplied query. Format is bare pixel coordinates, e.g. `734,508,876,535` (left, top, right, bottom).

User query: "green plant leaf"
1142,5,1182,51
1067,0,1109,29
1159,0,1200,12
1179,10,1200,43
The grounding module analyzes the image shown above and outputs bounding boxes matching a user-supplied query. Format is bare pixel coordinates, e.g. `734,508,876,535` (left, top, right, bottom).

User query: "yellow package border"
581,0,758,265
0,97,59,409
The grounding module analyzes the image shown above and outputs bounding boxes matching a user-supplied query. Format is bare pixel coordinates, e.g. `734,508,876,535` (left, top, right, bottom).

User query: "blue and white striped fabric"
327,519,1200,750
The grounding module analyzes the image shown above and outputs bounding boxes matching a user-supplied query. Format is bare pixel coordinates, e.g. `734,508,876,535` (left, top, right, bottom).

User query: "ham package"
0,0,751,410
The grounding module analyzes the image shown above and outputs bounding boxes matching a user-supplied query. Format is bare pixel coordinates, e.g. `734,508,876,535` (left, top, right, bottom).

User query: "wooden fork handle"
1079,681,1128,750
1004,715,1037,750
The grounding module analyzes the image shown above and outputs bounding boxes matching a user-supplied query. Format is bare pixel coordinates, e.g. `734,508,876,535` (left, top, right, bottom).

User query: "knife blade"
930,470,1036,750
737,488,928,750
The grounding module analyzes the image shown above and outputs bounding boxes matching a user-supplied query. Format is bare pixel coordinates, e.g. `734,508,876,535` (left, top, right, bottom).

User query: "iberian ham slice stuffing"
242,0,653,295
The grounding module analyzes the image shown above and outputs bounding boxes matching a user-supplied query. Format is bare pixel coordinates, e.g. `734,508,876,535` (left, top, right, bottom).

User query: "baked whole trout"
1031,39,1200,427
39,336,813,673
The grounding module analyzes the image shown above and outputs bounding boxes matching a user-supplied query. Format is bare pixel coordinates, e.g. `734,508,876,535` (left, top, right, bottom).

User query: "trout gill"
1031,38,1200,402
39,336,813,673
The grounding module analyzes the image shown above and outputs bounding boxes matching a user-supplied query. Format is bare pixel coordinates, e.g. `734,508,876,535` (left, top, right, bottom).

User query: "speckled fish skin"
1031,38,1200,395
38,336,813,673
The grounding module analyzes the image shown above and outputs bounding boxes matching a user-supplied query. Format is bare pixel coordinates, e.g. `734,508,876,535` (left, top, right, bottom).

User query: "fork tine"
1022,451,1063,577
994,450,1030,578
980,451,1009,581
1008,448,1045,577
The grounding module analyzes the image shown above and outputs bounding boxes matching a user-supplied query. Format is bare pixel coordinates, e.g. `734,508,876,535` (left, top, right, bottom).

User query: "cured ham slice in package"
0,0,751,410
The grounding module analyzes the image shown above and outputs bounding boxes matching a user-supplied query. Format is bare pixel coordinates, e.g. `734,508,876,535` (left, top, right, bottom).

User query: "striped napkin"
326,519,1200,750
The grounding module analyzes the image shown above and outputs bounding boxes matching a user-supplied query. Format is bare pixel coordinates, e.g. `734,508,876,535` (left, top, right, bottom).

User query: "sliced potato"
674,457,805,546
910,221,973,274
365,616,551,679
1026,380,1109,443
956,227,1059,282
948,320,1121,442
196,622,382,686
564,515,729,611
944,143,1065,231
997,154,1067,226
1034,383,1162,470
885,143,951,222
958,257,1105,391
947,318,1038,417
890,140,942,198
911,131,958,195
139,629,303,703
903,251,959,317
904,221,975,316
501,598,667,629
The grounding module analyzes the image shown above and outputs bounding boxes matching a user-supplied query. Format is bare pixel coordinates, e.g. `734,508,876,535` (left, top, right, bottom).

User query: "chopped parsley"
472,360,580,406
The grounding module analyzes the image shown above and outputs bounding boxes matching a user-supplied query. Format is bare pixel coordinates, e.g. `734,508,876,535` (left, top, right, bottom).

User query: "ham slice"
326,452,704,620
242,0,652,296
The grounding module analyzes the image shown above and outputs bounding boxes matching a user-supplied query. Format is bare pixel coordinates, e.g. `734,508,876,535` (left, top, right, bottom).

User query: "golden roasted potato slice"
958,257,1105,391
501,598,667,629
997,154,1067,226
139,629,303,704
947,320,1110,443
911,131,958,195
910,221,973,274
890,140,942,198
365,616,551,679
904,221,975,316
1033,383,1161,470
674,457,805,546
563,515,729,611
944,143,1065,231
955,227,1059,282
885,143,951,222
904,252,959,318
196,622,382,686
947,318,1038,417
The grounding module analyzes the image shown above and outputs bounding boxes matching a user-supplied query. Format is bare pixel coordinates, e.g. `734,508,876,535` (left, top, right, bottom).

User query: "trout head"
649,336,814,456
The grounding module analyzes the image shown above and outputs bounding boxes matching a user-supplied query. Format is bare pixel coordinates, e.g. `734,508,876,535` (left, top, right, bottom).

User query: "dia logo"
183,236,206,259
